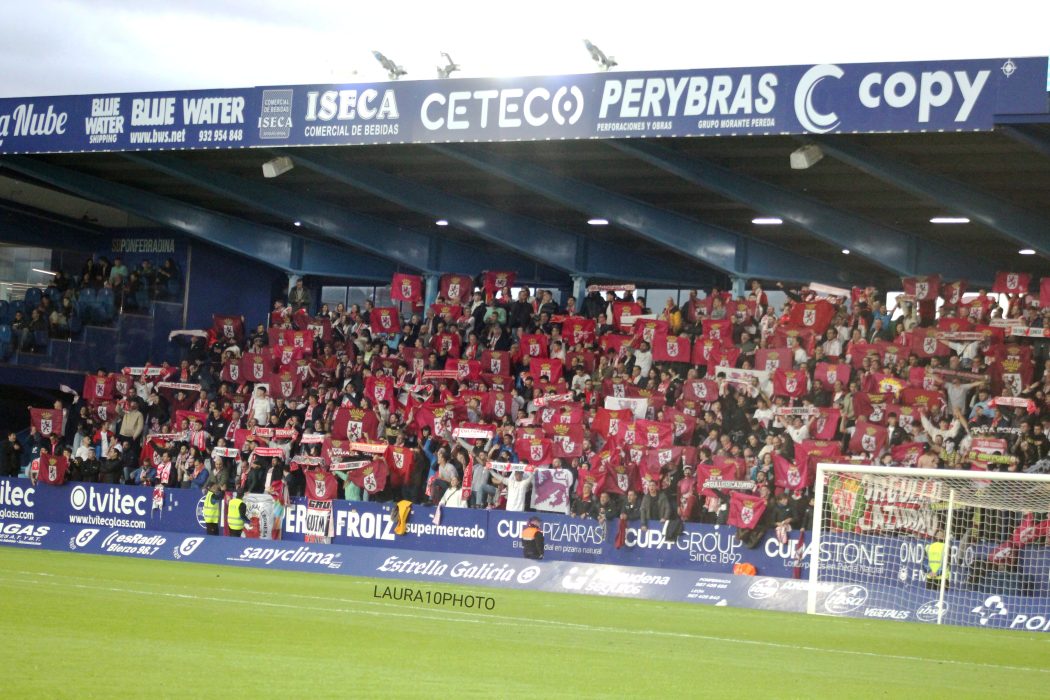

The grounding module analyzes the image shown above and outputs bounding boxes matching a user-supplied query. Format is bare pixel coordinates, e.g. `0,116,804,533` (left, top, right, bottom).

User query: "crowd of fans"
15,273,1050,541
7,255,180,352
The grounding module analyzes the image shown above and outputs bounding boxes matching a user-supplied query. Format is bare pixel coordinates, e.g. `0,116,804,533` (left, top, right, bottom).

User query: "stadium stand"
16,272,1050,546
0,254,181,359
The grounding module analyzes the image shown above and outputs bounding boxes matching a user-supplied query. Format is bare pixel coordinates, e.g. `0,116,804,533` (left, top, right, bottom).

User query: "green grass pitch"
0,548,1047,698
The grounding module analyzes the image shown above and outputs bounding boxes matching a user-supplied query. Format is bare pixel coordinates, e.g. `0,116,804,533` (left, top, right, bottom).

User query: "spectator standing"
288,279,312,313
639,480,672,533
118,401,144,449
109,258,128,285
0,433,22,477
491,469,533,512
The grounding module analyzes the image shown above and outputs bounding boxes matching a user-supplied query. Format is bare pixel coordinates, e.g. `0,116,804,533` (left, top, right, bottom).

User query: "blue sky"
1,0,1046,96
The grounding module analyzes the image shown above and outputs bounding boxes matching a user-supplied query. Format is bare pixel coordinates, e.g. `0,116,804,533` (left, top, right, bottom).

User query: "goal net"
807,464,1050,632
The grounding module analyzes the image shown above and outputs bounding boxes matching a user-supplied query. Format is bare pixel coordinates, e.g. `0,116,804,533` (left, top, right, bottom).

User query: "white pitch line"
1,570,1047,676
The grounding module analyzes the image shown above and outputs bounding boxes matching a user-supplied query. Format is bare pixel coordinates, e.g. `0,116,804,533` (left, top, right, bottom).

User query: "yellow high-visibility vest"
227,498,244,530
927,541,950,581
202,492,221,524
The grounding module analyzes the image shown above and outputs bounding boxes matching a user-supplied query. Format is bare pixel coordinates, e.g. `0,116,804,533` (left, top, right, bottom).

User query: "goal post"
807,463,1050,631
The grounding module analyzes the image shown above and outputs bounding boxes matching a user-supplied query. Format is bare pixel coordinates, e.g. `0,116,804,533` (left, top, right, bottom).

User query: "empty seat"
0,300,9,325
23,287,42,309
77,288,97,323
0,324,11,360
95,288,115,323
134,288,149,311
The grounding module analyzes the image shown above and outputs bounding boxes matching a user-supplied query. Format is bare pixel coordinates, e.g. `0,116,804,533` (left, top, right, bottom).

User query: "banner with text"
0,57,1044,154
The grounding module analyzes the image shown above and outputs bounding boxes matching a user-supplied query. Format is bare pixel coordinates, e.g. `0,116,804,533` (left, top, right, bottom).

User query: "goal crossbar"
807,463,1050,620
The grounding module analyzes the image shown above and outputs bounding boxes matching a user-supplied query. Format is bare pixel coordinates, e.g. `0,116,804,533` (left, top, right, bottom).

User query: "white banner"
243,493,275,540
808,282,851,298
304,499,333,540
1010,326,1050,338
156,382,202,392
774,406,820,417
330,460,371,472
347,441,389,454
488,462,535,473
619,313,657,327
167,329,209,341
452,427,495,440
533,392,574,407
603,396,648,420
587,283,636,293
530,468,572,514
122,366,169,377
719,367,772,394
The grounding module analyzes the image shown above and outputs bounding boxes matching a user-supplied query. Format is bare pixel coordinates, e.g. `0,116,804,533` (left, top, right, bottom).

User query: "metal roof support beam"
0,203,108,250
0,156,395,280
610,140,996,283
288,150,714,288
1001,125,1050,159
432,144,848,285
123,153,561,281
817,137,1050,258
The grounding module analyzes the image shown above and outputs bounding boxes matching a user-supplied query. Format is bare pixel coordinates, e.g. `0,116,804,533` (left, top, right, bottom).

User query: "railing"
0,281,49,302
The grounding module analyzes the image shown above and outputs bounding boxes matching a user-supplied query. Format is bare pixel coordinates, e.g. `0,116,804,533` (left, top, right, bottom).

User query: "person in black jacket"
537,290,558,317
572,482,597,518
205,406,229,443
484,322,512,351
595,491,621,525
508,289,534,330
639,480,672,531
99,446,123,484
119,439,139,484
285,463,306,500
581,291,607,320
0,433,22,477
244,458,268,493
620,489,642,521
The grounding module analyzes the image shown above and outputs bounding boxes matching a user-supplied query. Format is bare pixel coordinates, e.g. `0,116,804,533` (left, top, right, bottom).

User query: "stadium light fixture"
436,53,460,79
584,40,617,71
373,51,407,80
435,219,449,226
790,144,824,170
841,249,850,255
1018,248,1036,255
752,217,783,225
31,268,56,275
262,156,294,178
587,218,609,226
293,221,302,227
929,216,970,224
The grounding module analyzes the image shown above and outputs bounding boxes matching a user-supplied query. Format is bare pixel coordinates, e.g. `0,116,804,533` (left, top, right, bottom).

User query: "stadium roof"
0,56,1048,289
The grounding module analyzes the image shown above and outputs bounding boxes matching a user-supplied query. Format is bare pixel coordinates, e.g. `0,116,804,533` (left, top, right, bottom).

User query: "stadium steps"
11,346,56,369
4,299,183,374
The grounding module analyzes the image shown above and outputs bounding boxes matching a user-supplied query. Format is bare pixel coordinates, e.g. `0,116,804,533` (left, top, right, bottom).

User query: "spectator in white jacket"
491,469,534,512
438,474,469,508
